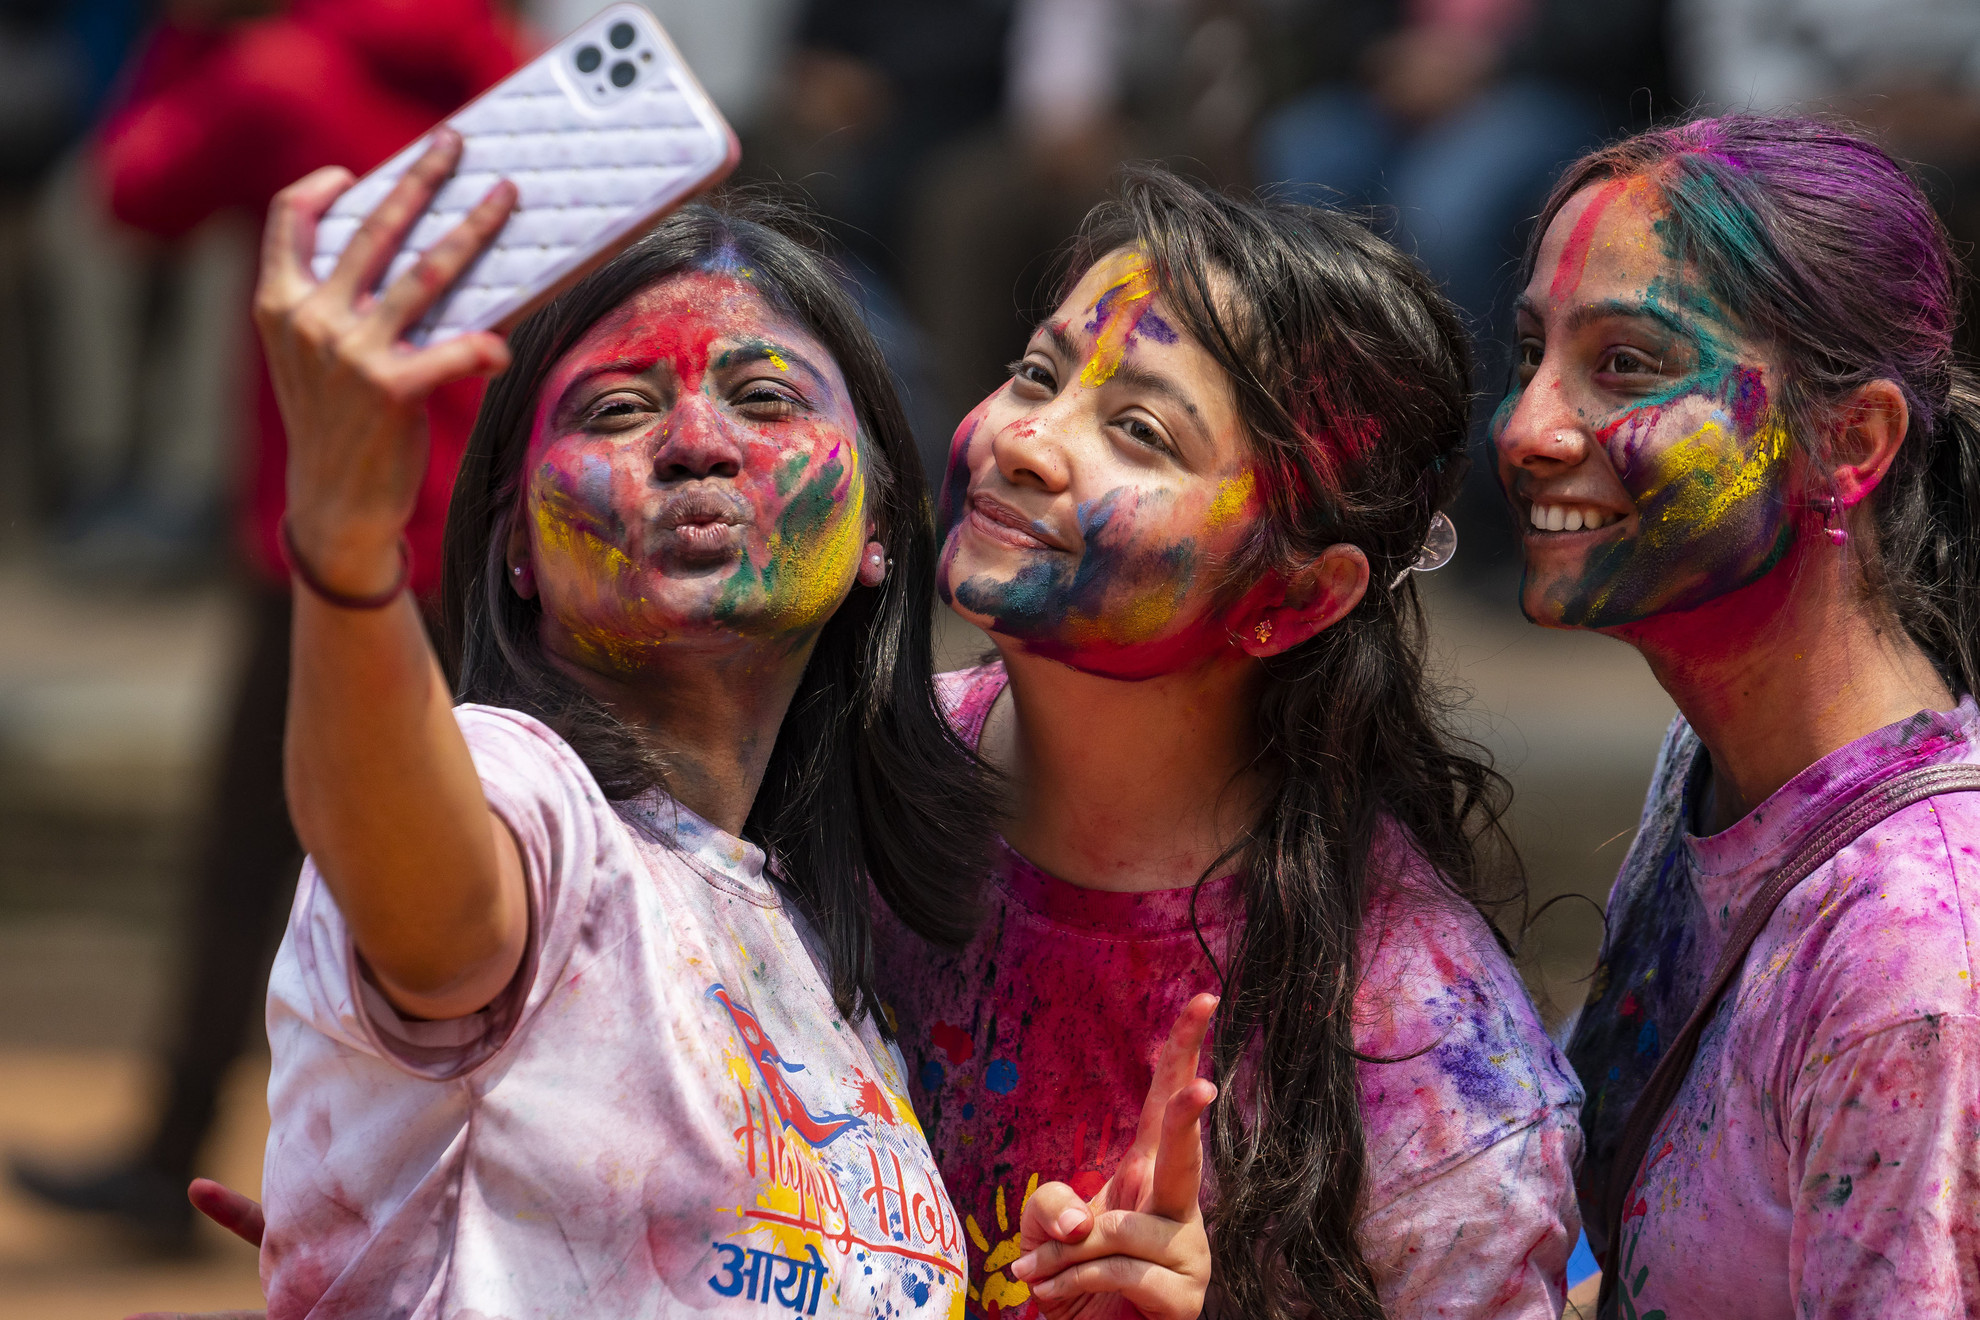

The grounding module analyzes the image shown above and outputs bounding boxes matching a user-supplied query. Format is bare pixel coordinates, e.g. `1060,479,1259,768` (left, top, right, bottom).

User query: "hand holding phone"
309,3,739,347
258,130,516,596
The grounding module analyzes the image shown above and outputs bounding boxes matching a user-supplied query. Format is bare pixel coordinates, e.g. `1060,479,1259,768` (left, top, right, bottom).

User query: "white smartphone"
310,3,740,346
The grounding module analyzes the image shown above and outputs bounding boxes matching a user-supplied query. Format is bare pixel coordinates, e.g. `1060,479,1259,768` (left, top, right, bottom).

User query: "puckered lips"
649,485,750,565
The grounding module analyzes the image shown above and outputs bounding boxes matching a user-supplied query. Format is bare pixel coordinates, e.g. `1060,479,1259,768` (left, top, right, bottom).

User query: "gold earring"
1254,620,1273,645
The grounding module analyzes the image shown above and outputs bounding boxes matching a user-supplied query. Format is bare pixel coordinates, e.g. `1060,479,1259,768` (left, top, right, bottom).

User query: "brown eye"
733,383,802,417
1607,348,1656,375
1009,359,1055,394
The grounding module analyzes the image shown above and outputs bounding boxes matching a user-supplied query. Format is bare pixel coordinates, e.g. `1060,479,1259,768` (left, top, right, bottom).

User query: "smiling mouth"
965,492,1063,552
1526,501,1626,535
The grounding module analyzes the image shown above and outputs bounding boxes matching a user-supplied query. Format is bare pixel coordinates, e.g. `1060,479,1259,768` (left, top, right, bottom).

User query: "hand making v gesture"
1008,993,1220,1319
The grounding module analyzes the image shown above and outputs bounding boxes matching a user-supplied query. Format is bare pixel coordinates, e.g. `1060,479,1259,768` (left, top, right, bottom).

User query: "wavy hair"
439,198,990,1021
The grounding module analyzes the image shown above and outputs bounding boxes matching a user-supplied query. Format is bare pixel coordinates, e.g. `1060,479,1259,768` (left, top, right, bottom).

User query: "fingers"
188,1177,266,1247
1147,1076,1217,1222
258,166,357,320
380,330,514,402
1012,1207,1191,1285
370,178,518,340
323,127,465,303
1017,1179,1092,1253
1127,993,1220,1165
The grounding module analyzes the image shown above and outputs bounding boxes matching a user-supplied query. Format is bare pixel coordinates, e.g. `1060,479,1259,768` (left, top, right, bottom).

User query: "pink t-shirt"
1567,698,1980,1317
873,664,1584,1319
261,705,970,1319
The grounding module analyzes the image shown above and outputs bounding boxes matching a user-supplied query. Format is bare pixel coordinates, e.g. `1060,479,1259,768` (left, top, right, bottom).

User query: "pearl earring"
1823,498,1848,546
512,565,525,577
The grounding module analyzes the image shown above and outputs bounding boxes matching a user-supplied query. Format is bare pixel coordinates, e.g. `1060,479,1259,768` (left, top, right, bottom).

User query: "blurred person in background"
905,0,1263,454
9,0,523,1249
1254,0,1670,576
1674,0,1980,356
746,0,1015,480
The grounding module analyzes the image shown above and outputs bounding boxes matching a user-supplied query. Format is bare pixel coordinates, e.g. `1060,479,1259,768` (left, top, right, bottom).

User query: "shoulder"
1762,782,1980,1051
1353,821,1583,1205
934,662,1008,749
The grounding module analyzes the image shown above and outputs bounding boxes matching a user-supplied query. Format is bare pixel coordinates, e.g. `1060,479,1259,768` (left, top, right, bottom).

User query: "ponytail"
1882,369,1980,700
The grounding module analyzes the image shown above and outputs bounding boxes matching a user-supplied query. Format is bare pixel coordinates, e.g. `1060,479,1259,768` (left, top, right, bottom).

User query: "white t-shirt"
261,704,970,1319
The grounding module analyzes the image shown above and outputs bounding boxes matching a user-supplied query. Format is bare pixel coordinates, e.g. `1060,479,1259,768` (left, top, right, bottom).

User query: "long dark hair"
439,198,989,1020
1528,113,1980,698
1065,169,1518,1317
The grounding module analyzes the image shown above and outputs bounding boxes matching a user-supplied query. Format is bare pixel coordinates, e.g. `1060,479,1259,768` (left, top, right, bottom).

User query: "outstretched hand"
1009,993,1220,1320
255,126,515,596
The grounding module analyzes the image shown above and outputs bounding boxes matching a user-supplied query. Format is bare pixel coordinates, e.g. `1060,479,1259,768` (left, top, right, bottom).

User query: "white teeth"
1530,503,1616,532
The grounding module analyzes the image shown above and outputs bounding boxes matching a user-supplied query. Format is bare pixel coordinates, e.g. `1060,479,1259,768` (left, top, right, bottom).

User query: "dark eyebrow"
1108,361,1203,421
1517,293,1694,341
717,341,831,391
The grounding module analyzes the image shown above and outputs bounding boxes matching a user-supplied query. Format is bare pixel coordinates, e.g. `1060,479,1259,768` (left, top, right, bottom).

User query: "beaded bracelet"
279,516,411,610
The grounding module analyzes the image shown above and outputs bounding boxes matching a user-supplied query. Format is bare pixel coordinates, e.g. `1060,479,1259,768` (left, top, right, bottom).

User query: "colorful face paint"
936,252,1267,681
1496,182,1799,630
523,269,869,675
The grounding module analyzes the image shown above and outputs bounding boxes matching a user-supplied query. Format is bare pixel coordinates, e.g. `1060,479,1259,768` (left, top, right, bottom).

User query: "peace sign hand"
255,127,515,597
1009,993,1220,1320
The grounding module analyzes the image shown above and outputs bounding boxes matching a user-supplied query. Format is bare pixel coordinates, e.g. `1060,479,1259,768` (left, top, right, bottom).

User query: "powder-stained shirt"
1566,697,1980,1319
874,663,1584,1320
261,704,969,1320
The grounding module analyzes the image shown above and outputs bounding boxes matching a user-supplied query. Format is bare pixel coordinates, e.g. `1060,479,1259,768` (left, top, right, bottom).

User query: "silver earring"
512,565,525,577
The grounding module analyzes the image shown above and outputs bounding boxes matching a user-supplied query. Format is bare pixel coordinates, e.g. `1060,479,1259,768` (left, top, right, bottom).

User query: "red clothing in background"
95,0,527,594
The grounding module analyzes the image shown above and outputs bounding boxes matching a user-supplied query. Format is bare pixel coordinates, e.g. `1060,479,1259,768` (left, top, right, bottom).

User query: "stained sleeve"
1357,1106,1584,1320
280,705,608,1081
1787,1013,1980,1316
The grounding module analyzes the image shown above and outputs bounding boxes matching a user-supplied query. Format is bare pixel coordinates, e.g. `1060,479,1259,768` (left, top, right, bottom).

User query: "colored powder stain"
1203,469,1257,531
982,1059,1018,1095
1549,176,1631,304
919,1058,945,1093
1637,1020,1660,1056
1078,263,1161,388
903,1273,930,1306
766,349,789,372
930,1022,976,1066
774,450,811,497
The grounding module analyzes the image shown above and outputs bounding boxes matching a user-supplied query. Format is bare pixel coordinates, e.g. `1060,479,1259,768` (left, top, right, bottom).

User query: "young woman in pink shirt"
1504,115,1980,1317
875,169,1583,1320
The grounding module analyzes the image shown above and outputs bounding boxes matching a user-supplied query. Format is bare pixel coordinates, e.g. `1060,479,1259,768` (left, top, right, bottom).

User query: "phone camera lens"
609,21,636,49
610,60,636,88
575,44,602,73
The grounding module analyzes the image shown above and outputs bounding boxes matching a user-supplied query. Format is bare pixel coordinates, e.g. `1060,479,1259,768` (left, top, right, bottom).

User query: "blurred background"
0,0,1977,1313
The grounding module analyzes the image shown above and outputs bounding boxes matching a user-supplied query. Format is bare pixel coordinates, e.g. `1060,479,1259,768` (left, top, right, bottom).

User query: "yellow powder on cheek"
1635,413,1790,546
531,487,658,669
762,444,867,630
1204,469,1257,531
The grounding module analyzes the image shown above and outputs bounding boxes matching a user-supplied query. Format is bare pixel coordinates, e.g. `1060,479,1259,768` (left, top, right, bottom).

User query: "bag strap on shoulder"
1595,760,1980,1317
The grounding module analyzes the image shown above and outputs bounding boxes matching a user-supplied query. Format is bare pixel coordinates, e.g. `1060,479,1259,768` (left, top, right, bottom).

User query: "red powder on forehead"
1548,176,1632,304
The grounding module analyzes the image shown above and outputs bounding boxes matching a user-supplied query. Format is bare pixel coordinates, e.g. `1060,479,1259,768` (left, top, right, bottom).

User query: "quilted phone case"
310,3,739,345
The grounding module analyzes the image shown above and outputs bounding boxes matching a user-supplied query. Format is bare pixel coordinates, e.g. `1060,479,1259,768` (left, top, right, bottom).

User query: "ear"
1236,544,1370,658
857,537,888,588
505,513,537,599
1827,379,1909,509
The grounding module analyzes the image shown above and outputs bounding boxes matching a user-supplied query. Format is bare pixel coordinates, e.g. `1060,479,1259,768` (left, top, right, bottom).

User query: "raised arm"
257,130,526,1021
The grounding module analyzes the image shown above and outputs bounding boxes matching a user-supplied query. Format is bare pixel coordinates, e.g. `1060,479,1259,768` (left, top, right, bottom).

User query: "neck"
1611,537,1957,834
987,642,1270,892
549,631,816,834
